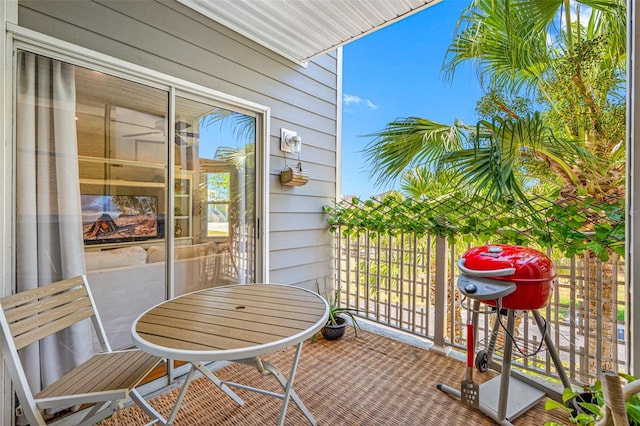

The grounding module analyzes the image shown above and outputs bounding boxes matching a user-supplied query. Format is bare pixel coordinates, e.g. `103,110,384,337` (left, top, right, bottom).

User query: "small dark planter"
321,316,347,340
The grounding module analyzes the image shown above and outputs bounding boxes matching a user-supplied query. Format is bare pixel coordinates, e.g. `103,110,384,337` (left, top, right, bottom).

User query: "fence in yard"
332,227,627,387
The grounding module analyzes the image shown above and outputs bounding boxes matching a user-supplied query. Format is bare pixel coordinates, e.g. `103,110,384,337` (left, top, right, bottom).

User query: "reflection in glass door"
203,168,230,238
173,96,257,296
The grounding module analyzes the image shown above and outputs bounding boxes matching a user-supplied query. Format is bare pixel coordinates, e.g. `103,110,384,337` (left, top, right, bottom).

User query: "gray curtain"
15,51,89,395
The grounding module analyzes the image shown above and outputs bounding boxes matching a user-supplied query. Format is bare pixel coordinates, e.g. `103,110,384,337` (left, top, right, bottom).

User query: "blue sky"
341,0,482,198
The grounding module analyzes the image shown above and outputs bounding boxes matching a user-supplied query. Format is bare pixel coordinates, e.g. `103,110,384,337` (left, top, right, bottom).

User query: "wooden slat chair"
0,275,166,425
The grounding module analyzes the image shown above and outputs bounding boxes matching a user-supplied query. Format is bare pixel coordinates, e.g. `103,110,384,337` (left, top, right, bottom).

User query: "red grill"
440,244,569,424
457,244,555,310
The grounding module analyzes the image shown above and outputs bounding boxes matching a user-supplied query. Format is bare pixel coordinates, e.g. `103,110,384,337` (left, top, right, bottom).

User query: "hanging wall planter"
280,162,309,186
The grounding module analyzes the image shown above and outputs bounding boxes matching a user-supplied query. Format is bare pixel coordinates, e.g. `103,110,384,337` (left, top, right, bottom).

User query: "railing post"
430,235,451,355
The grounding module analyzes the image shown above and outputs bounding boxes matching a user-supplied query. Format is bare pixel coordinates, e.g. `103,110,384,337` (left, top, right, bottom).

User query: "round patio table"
132,283,329,426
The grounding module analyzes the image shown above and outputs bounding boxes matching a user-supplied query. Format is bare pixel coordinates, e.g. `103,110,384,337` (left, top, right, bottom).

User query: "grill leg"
495,310,516,422
532,310,571,389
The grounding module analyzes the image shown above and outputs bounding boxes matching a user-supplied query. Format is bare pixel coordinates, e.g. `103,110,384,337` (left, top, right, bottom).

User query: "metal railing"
333,227,627,386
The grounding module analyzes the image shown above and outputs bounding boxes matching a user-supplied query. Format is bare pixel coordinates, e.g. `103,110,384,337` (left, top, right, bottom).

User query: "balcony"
98,229,627,426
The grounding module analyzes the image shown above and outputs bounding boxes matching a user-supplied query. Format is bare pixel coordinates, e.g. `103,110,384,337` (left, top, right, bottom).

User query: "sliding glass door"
14,51,261,363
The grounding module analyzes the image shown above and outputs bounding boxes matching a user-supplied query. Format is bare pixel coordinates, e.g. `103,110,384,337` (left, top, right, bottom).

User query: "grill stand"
438,300,572,426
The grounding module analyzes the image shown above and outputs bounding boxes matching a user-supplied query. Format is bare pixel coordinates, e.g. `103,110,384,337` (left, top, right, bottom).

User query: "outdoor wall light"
281,128,302,153
280,128,308,186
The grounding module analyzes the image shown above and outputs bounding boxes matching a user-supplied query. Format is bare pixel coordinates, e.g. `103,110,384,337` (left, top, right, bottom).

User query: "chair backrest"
1,276,102,349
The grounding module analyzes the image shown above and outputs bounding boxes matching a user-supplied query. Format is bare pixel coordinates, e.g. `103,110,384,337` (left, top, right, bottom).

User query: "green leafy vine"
325,193,624,261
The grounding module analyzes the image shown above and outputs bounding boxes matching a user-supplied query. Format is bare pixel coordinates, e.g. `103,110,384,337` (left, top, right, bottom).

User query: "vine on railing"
325,192,624,261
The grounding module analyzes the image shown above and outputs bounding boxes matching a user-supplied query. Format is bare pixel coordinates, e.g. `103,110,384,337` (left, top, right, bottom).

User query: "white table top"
132,283,329,362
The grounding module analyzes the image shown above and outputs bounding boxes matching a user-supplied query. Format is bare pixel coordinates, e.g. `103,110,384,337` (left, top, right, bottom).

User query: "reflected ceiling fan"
122,120,199,146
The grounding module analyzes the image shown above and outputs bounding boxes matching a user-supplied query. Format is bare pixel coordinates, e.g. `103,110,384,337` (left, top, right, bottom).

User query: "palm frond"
400,167,467,199
362,118,470,188
443,0,549,93
214,143,255,169
201,109,256,143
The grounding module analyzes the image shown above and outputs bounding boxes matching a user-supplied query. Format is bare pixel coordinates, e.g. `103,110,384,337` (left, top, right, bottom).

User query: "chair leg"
17,390,54,426
75,401,117,426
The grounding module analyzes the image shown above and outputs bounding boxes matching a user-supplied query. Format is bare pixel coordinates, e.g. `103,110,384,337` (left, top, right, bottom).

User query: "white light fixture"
281,128,302,153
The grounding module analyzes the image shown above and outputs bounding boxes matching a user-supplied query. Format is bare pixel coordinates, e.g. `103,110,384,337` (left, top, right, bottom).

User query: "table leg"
263,342,316,426
192,361,245,406
225,343,316,425
165,362,244,426
166,364,197,425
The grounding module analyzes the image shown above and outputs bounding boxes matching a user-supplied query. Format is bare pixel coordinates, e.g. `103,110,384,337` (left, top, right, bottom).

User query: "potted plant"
544,373,640,425
315,280,361,341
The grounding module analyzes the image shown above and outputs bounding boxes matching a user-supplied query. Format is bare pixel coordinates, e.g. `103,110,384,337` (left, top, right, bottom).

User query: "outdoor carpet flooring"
100,328,569,425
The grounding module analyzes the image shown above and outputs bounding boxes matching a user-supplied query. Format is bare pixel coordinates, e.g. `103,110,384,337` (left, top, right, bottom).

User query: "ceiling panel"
177,0,440,65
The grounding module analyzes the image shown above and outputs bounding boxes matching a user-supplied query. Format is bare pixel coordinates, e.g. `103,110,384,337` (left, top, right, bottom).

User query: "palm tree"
206,112,256,224
365,0,626,202
363,0,626,375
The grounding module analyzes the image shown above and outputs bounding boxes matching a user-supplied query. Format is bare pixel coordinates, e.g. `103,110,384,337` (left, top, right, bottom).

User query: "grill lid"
458,244,555,283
